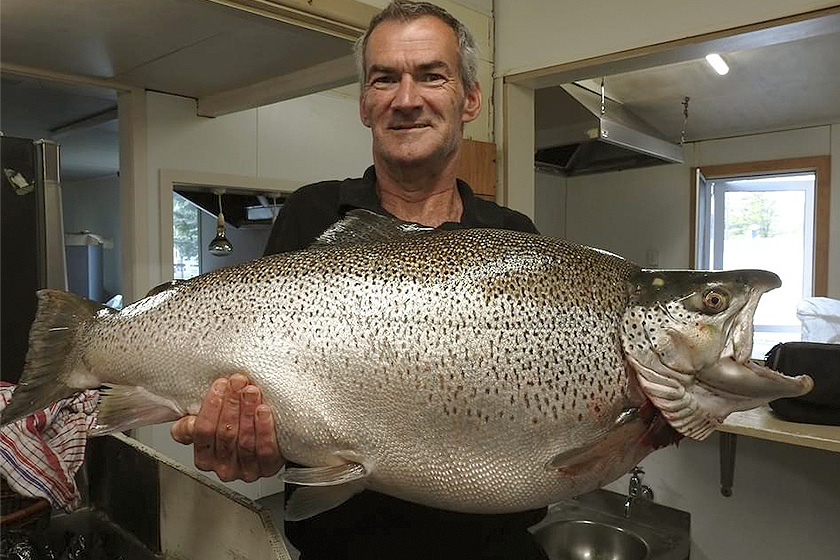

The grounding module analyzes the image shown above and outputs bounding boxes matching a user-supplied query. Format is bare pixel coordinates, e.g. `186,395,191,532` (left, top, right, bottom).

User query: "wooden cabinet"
458,139,496,202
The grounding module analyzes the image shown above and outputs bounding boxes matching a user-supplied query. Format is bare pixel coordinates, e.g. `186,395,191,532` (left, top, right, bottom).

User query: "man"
171,2,546,558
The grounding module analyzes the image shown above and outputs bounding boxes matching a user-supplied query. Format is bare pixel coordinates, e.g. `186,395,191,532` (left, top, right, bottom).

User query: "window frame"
689,156,831,297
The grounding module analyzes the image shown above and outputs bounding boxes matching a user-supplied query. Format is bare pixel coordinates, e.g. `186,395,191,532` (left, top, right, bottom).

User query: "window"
173,193,201,279
692,157,830,358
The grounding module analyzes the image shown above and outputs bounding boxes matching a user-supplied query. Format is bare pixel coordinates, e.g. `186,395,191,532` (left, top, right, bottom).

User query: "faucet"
624,466,654,518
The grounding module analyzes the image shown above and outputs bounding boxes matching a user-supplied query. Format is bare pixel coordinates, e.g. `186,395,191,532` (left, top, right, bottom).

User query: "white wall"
534,170,566,238
534,124,840,559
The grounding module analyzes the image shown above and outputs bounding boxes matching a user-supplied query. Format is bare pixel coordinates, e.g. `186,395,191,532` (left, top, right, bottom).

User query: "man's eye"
371,76,397,86
421,73,445,82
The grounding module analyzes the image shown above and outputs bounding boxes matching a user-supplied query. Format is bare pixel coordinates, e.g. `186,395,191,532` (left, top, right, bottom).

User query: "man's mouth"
389,123,431,130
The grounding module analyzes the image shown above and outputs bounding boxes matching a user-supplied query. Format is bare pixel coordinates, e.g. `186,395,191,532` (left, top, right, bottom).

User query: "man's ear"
461,82,482,124
359,91,372,128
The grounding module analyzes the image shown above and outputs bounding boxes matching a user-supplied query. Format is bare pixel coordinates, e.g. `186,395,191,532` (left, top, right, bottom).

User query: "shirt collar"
339,165,504,228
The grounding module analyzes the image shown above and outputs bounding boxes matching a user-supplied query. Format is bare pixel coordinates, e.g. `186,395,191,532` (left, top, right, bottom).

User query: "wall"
62,174,122,300
534,170,566,238
533,124,840,559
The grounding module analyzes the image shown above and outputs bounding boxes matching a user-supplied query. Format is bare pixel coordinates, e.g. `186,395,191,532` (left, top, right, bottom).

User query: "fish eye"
702,290,728,313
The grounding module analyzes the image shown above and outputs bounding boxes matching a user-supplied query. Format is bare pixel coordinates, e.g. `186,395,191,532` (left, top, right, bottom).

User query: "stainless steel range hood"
535,83,683,176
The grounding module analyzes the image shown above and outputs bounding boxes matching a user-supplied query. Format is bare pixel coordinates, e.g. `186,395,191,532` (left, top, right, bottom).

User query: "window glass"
173,193,201,279
698,173,815,358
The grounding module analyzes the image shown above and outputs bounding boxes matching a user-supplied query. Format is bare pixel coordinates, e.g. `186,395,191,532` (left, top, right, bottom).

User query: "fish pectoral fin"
546,407,643,474
283,462,368,487
546,441,601,473
285,482,365,521
91,384,184,436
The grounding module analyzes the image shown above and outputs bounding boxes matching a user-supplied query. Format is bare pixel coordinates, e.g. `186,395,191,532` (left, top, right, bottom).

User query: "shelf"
719,405,840,453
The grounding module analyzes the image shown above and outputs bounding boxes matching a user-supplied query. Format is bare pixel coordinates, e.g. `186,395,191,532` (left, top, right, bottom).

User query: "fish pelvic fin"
285,482,366,521
283,460,369,520
283,462,367,487
1,289,112,426
92,384,184,435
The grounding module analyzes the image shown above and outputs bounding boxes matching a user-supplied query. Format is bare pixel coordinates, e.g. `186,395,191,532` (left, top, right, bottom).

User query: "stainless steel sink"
529,489,690,560
533,519,649,560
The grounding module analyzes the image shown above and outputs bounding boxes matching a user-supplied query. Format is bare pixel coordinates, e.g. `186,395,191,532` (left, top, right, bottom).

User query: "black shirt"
264,167,548,560
265,165,538,255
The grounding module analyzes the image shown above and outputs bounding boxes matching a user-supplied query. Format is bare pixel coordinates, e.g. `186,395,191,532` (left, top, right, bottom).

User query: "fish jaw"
622,269,813,440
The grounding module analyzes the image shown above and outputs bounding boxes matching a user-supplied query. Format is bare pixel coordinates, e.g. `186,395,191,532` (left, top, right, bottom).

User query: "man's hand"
170,374,284,482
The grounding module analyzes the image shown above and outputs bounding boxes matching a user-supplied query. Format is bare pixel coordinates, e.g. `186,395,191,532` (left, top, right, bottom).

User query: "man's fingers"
213,374,248,481
170,415,196,445
193,378,227,472
255,404,284,477
237,385,261,483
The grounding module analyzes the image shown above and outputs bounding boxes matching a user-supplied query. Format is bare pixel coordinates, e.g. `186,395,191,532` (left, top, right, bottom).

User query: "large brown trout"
1,210,812,519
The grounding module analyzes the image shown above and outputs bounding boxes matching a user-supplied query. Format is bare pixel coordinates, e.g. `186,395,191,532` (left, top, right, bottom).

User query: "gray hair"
354,1,480,93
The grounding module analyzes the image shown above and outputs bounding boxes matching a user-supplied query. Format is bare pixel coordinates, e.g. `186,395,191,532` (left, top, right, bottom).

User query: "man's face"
359,16,481,172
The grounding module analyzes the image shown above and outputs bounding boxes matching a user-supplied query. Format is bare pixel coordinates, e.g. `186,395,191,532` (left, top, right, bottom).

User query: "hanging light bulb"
208,191,233,256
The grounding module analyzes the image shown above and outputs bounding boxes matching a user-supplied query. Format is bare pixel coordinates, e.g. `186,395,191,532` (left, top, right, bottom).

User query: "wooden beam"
51,107,118,138
197,54,356,117
201,0,378,41
0,62,134,92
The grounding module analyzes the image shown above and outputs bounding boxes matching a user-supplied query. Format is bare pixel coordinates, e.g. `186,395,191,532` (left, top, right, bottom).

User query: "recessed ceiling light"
705,53,729,76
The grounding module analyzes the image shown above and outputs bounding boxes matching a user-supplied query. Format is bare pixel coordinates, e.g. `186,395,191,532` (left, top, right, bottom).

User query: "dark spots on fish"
578,413,583,422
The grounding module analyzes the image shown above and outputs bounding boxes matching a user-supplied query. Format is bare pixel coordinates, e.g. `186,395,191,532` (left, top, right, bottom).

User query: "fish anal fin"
285,482,365,521
91,384,184,435
311,209,435,248
282,462,367,487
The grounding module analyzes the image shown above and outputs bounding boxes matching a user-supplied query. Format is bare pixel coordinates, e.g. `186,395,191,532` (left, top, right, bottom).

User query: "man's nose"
392,74,422,111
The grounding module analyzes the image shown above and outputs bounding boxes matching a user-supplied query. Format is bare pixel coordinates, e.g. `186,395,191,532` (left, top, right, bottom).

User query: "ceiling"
0,0,355,182
536,18,840,148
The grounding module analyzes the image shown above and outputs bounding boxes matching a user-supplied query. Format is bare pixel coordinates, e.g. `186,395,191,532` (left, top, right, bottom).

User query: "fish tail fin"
1,289,111,426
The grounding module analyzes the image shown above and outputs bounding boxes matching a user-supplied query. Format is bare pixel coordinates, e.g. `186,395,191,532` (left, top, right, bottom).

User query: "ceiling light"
705,53,729,76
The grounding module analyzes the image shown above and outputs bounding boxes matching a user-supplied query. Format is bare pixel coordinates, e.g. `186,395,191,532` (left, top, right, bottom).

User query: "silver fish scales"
1,210,812,519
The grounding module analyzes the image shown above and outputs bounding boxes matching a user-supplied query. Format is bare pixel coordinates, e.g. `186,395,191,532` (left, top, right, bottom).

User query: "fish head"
622,269,813,440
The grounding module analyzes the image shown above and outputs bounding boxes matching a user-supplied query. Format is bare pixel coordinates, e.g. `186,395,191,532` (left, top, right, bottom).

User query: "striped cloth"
0,382,98,511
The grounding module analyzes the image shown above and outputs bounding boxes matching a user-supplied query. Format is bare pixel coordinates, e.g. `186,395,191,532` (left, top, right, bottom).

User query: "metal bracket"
719,432,738,497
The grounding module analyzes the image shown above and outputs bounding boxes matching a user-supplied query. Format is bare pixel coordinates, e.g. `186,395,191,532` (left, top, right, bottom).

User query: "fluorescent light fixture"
705,53,729,75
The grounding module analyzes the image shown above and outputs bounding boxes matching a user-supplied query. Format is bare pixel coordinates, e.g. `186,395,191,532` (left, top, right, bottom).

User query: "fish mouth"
696,357,813,406
720,271,781,364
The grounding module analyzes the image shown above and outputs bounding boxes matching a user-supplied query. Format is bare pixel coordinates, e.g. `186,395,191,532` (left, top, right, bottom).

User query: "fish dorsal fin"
312,209,436,248
145,279,186,298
